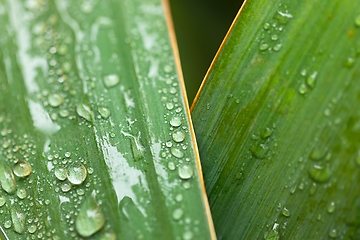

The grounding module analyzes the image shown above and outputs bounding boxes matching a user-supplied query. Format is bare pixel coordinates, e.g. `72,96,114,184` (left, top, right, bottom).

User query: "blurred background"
169,0,244,105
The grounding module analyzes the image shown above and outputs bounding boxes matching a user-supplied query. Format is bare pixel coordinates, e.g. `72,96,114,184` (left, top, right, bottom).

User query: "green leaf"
0,0,214,239
192,0,360,239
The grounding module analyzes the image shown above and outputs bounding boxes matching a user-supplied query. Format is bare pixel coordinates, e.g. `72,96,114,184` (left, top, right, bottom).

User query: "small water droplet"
175,194,183,202
55,167,68,181
263,22,271,30
309,183,317,195
329,229,337,238
183,231,193,240
271,35,278,41
250,143,269,159
166,102,174,110
59,109,70,118
168,162,176,171
172,131,185,143
264,223,280,240
309,147,327,161
76,195,105,237
324,108,331,117
13,160,32,178
28,224,37,234
344,57,355,68
0,195,6,207
61,183,72,192
4,220,12,229
171,147,184,158
172,208,183,221
327,201,336,213
48,94,64,107
0,162,17,194
16,188,27,199
183,181,191,189
300,69,307,76
67,163,87,185
308,164,331,183
103,74,120,88
298,83,308,95
98,107,111,119
260,43,269,51
170,116,182,127
11,207,26,234
282,207,290,217
306,71,318,88
76,103,94,122
273,43,282,52
355,15,360,27
178,165,193,180
261,128,273,139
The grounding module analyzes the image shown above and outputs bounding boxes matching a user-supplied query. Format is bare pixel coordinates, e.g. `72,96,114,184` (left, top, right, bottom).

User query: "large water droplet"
103,74,120,88
13,160,32,177
273,43,282,52
171,147,184,158
308,164,331,183
170,116,182,127
172,208,184,221
11,207,26,234
48,94,64,107
0,162,17,194
67,163,87,185
178,165,194,180
55,167,68,181
76,195,105,237
76,103,94,122
172,131,185,143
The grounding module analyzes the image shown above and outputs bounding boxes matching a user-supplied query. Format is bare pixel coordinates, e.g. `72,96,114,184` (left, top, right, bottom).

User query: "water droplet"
4,220,11,229
309,183,317,195
261,128,273,139
13,160,32,177
276,11,293,24
282,207,290,217
329,229,337,238
271,35,278,41
76,103,94,122
175,194,183,202
309,147,327,161
183,181,191,189
327,201,336,213
61,183,72,192
28,224,37,234
59,109,70,118
178,165,194,180
103,74,120,88
263,22,271,30
98,107,111,119
172,131,185,143
300,69,307,76
306,71,318,88
170,116,182,127
183,231,193,240
76,195,105,237
0,162,17,194
77,189,85,196
171,147,184,158
67,163,87,185
355,15,360,27
166,102,174,110
273,43,282,52
308,164,331,183
344,57,355,68
168,162,176,170
48,94,64,107
55,167,68,181
250,143,269,159
298,83,308,95
264,223,280,240
0,195,6,207
172,208,183,221
16,188,27,199
11,207,26,234
260,43,269,51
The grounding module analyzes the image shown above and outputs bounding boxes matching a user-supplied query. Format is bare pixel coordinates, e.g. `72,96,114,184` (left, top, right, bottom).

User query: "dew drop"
175,194,183,202
0,195,6,207
172,208,183,221
264,223,280,240
166,102,174,110
168,162,176,170
28,224,37,234
61,183,72,192
273,43,282,52
327,201,336,213
306,71,317,88
263,22,271,30
308,164,331,183
11,207,26,234
170,116,182,127
16,188,27,199
260,43,269,51
4,220,11,229
172,131,185,143
103,74,120,88
309,147,327,161
13,160,32,177
300,69,307,76
281,207,290,217
48,94,64,107
298,83,308,95
309,183,317,196
55,167,68,181
98,107,111,119
271,35,278,41
0,162,17,194
261,128,273,139
171,147,184,159
344,57,355,68
183,181,191,189
355,15,360,27
59,109,70,118
67,163,87,185
250,143,269,159
75,195,105,237
183,231,193,240
178,165,194,180
76,103,94,122
329,229,337,238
